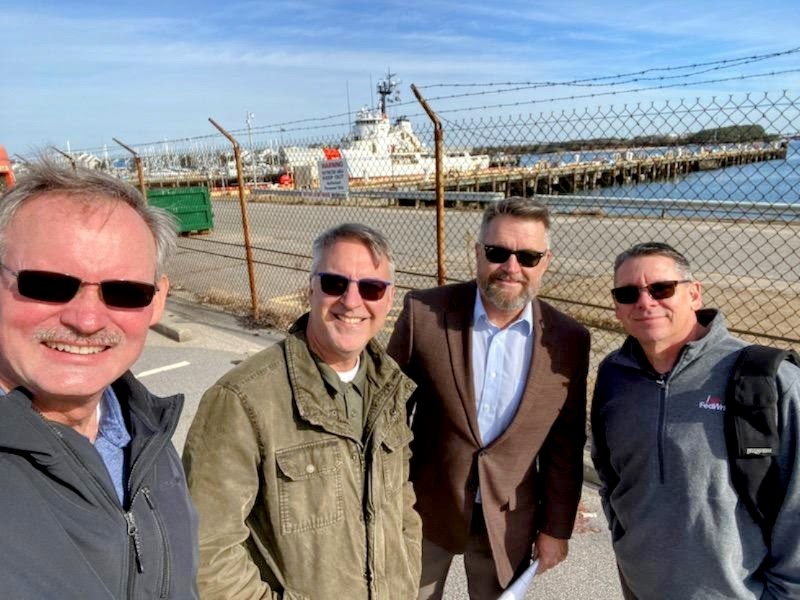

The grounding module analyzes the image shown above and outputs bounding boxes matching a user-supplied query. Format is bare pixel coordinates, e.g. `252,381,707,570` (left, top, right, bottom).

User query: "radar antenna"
377,71,401,117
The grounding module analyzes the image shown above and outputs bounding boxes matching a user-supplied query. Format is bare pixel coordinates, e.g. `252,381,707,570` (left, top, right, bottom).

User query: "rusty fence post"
50,146,77,171
208,117,260,320
411,84,446,286
112,138,147,201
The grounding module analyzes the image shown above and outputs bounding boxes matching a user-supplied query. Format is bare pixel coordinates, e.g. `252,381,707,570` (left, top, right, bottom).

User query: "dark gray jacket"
0,372,199,599
592,310,800,600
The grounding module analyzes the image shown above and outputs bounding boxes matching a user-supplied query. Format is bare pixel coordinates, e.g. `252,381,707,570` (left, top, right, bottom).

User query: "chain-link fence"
27,91,800,372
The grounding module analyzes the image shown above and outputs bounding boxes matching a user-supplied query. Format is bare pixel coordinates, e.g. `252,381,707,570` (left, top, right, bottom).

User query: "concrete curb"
151,314,193,342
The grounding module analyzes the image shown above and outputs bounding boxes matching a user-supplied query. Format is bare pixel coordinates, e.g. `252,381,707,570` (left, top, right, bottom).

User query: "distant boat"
282,72,489,186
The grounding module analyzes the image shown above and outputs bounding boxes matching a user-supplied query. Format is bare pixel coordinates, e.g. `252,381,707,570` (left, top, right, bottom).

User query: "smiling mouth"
335,315,366,324
43,341,108,355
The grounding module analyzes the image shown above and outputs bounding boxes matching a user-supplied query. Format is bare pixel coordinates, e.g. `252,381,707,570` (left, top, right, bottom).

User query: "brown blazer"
387,281,590,587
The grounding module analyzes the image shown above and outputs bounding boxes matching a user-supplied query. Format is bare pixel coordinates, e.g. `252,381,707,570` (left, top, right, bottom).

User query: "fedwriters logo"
699,395,725,411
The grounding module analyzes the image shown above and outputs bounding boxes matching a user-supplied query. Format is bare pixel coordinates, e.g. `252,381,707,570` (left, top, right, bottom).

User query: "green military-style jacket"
183,314,422,599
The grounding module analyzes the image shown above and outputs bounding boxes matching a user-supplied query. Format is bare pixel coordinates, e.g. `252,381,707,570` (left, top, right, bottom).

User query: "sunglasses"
314,272,392,301
611,280,691,304
2,265,158,309
483,245,546,268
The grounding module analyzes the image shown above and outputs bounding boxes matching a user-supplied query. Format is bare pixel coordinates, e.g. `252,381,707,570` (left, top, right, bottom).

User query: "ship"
282,73,489,186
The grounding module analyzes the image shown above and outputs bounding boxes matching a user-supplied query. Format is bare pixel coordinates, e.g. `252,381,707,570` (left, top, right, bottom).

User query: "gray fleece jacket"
591,309,800,600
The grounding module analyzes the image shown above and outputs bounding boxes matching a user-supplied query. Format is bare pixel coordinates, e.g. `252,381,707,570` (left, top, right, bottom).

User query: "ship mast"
376,71,400,117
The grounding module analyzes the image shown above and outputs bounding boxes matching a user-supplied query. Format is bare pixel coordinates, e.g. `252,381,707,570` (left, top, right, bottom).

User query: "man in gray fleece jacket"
591,242,800,600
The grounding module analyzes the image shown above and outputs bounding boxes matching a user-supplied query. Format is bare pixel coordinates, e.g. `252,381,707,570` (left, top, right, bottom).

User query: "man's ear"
149,274,170,326
540,249,553,272
688,280,703,310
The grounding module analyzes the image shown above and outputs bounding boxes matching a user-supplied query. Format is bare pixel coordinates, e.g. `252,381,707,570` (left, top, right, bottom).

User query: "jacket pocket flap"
381,423,413,453
276,440,342,481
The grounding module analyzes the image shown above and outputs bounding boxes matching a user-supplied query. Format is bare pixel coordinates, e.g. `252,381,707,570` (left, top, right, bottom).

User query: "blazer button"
479,450,488,458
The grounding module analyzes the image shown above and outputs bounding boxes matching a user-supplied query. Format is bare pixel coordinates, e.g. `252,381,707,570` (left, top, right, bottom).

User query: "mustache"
488,271,528,285
35,328,123,347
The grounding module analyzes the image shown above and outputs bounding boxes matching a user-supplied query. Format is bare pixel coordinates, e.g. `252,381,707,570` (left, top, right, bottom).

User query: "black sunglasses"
2,265,158,309
611,280,691,304
483,245,546,268
315,272,392,301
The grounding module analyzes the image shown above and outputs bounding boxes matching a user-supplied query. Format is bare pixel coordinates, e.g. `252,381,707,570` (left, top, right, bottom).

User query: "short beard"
479,271,534,312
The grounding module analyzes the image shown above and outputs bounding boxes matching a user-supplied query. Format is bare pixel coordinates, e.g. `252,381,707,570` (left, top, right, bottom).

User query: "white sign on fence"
318,158,349,197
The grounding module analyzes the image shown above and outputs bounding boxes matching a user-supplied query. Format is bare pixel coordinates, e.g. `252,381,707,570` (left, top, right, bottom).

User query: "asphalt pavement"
135,293,622,599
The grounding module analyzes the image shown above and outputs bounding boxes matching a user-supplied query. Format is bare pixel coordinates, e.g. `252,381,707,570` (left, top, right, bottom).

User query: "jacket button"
305,464,316,474
479,450,487,458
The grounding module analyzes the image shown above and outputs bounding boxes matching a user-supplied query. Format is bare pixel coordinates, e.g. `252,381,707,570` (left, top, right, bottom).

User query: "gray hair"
0,158,177,275
613,242,693,279
478,196,551,248
311,223,395,279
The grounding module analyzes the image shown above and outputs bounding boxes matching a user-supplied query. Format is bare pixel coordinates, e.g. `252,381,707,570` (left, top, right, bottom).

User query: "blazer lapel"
444,283,483,445
492,299,566,448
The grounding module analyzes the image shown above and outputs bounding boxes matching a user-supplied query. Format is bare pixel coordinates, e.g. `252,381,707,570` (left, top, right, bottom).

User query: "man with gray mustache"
388,197,590,599
0,160,198,598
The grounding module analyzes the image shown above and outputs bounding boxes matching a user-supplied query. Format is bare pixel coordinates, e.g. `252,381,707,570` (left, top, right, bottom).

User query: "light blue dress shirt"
95,387,132,504
471,290,534,448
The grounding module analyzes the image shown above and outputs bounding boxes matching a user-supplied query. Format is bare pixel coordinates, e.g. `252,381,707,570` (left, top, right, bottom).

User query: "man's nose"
502,254,522,273
339,281,364,307
58,285,110,334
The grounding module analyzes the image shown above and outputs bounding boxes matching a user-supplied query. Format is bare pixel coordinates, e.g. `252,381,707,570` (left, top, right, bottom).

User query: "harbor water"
575,140,797,201
533,140,800,220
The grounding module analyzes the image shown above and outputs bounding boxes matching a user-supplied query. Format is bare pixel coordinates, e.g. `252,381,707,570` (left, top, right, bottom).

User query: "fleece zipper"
655,375,667,484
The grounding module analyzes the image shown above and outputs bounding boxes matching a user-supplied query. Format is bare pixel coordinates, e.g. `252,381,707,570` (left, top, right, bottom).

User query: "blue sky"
3,0,799,154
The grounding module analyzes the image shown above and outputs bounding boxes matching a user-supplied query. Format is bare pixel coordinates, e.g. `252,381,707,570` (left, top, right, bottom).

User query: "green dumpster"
146,187,214,234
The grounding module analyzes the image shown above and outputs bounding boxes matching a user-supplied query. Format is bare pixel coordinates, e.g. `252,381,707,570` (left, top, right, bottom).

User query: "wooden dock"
349,145,787,197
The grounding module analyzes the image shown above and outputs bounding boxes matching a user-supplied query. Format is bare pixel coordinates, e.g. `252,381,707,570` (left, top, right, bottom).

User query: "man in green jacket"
183,223,422,599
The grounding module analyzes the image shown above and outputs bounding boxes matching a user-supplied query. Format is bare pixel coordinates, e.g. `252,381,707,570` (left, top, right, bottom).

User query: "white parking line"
137,361,191,378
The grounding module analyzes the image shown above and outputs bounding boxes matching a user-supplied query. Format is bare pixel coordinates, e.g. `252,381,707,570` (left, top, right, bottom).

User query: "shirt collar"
97,386,131,449
473,288,533,335
314,352,368,396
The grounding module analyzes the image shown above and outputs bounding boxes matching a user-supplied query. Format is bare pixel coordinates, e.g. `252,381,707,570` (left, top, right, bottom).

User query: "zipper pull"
125,511,145,573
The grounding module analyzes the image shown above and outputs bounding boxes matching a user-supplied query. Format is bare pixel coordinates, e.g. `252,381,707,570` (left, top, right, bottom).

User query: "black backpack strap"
725,345,800,536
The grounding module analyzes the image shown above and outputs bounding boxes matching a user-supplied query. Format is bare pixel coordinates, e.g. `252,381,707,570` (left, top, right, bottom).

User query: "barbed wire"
416,59,795,104
232,48,800,135
417,45,800,90
435,69,800,120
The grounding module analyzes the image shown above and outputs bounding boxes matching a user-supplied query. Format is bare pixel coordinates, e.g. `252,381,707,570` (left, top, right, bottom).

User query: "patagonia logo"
699,395,725,411
744,447,774,456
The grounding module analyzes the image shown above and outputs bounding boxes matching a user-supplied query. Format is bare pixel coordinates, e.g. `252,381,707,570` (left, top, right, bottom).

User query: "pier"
348,145,787,197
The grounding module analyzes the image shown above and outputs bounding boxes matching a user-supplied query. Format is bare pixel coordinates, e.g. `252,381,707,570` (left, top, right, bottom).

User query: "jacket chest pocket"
275,439,344,534
380,422,413,500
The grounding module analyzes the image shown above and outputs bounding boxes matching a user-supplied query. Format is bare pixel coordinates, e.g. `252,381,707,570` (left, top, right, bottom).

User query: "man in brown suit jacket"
388,197,590,599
